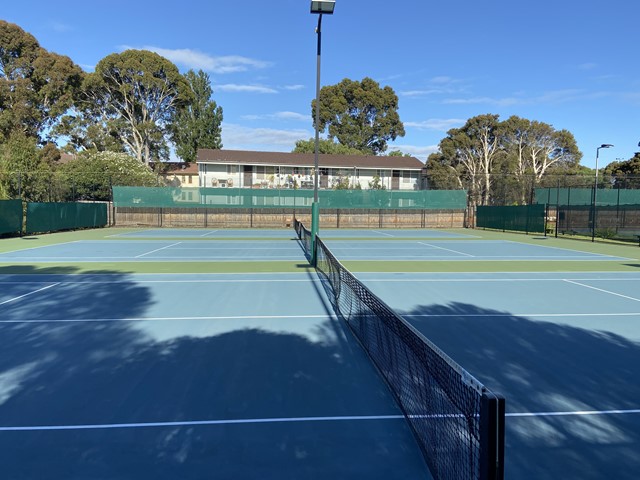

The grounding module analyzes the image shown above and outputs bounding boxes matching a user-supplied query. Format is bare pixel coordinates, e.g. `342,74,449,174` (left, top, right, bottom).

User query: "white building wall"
199,163,420,190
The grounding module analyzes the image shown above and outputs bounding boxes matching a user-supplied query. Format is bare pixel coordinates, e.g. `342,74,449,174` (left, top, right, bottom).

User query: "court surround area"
1,226,639,479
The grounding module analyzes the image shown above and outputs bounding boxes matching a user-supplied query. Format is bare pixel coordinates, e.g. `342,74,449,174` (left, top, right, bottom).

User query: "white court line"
404,312,640,318
0,283,60,306
172,247,298,250
372,230,395,237
0,240,80,255
564,280,640,303
361,277,640,282
200,230,219,237
417,241,475,257
0,279,323,285
505,240,637,261
506,409,640,418
0,314,329,324
2,409,639,432
134,242,182,258
0,415,405,432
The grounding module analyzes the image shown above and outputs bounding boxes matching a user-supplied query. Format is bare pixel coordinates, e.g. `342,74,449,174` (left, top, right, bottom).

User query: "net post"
479,392,505,480
311,201,320,266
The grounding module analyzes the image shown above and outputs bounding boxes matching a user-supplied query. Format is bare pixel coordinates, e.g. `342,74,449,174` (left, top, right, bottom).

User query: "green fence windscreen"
477,204,546,233
0,199,23,235
112,186,467,210
535,188,640,206
25,202,108,234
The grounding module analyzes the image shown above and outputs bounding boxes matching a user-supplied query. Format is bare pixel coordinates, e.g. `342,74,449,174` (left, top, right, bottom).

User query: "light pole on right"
592,143,614,242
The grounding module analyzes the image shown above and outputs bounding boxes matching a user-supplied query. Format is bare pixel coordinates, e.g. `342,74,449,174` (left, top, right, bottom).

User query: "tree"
292,138,364,155
0,20,83,143
56,151,160,201
603,153,640,189
0,132,52,201
500,116,581,203
428,114,502,207
501,116,581,181
171,70,223,163
79,50,192,165
313,77,405,155
387,150,413,157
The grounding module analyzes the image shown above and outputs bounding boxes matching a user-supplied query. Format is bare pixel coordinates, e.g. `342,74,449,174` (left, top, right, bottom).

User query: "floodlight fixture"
592,143,614,241
311,1,335,14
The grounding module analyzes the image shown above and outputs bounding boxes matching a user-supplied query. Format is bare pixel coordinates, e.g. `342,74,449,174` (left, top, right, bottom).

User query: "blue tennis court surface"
110,228,477,239
354,271,640,479
0,240,308,262
0,238,631,263
3,225,640,479
0,272,430,479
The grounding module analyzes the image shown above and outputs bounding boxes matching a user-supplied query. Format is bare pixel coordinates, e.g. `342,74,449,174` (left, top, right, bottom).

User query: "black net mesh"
293,217,504,480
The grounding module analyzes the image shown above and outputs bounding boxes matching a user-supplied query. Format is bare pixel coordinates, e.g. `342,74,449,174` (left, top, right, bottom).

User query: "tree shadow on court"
401,302,640,480
0,265,428,479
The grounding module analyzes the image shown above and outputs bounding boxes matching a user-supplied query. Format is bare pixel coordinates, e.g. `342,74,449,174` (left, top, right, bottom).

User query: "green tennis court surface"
1,226,640,479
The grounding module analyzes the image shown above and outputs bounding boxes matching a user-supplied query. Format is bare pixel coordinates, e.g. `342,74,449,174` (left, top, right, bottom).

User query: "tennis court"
0,270,429,479
355,270,640,479
1,225,639,479
0,231,630,263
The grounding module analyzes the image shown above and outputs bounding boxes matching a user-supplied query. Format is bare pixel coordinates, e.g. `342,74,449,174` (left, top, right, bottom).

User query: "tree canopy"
78,49,192,165
171,69,223,163
426,114,582,206
603,153,640,188
0,20,83,143
313,77,405,155
292,138,365,155
57,151,160,201
0,132,52,201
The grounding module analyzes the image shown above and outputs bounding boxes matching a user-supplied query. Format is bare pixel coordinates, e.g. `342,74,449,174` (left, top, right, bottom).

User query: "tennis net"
293,218,505,480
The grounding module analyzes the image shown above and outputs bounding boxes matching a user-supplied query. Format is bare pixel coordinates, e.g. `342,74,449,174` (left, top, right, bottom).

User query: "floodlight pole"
310,1,334,265
592,144,613,242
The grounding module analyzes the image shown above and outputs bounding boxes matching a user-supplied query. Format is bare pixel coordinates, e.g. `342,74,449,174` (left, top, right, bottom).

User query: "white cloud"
222,124,311,150
400,77,468,98
121,45,271,73
215,84,278,94
241,111,309,122
405,119,465,132
442,96,521,106
401,89,445,97
283,85,305,91
430,76,456,84
388,144,439,161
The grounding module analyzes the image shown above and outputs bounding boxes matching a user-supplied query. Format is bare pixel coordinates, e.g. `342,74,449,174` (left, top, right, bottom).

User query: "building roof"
197,149,425,170
163,162,199,174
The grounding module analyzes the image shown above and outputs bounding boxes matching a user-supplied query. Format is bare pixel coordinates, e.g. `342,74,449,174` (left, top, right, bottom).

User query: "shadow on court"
402,302,640,480
0,266,428,479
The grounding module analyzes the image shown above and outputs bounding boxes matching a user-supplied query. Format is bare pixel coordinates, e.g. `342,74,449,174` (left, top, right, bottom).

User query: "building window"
402,171,418,183
188,176,193,184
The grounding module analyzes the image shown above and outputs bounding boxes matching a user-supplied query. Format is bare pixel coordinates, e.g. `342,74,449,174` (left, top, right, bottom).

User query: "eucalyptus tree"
0,20,83,143
427,114,502,207
313,77,405,155
79,50,192,165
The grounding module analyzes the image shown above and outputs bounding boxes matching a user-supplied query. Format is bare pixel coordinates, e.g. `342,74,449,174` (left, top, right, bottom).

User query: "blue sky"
3,0,639,168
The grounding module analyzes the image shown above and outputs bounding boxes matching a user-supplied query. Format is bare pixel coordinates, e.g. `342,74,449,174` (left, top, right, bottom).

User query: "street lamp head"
600,144,614,148
310,0,335,14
